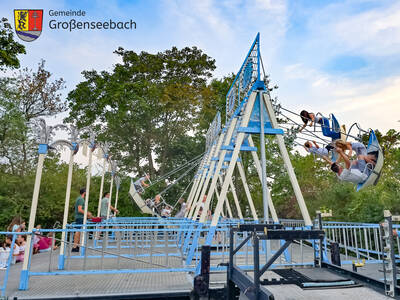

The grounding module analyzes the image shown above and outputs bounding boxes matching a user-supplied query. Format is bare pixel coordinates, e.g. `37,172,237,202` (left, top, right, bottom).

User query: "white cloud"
279,62,400,134
305,1,400,57
160,0,287,77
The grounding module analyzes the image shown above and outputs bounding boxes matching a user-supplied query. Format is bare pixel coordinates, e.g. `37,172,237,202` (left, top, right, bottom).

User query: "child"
161,205,172,218
304,140,333,158
16,235,26,263
299,110,341,139
33,225,42,254
0,240,10,270
5,235,20,264
334,140,376,164
38,232,58,253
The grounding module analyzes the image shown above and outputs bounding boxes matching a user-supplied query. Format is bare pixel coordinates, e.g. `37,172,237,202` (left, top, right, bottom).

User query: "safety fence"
0,231,22,297
1,217,400,296
322,221,400,264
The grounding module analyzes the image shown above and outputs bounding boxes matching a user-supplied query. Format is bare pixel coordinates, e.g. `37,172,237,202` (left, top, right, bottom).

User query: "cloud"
160,0,288,77
332,2,400,56
4,0,400,144
279,62,400,133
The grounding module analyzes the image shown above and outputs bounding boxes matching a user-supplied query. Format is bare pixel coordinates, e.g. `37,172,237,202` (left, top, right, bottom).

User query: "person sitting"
0,240,10,270
299,110,317,132
329,148,375,184
145,198,154,208
38,232,58,253
304,140,334,159
334,140,376,164
32,225,42,254
16,235,26,262
299,110,340,139
133,174,150,194
153,194,162,215
161,205,172,218
5,235,20,264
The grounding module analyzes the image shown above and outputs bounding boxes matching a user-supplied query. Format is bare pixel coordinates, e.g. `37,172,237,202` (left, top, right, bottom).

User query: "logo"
14,9,43,42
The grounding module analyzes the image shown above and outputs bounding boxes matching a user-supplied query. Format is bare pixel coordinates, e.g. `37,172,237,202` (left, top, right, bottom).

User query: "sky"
2,0,400,168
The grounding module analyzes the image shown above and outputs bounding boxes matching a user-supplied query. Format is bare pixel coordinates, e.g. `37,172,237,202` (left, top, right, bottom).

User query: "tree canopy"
0,18,25,71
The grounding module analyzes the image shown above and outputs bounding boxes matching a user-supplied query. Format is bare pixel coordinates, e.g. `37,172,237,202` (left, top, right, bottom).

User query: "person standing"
175,198,187,218
72,188,92,252
100,192,119,219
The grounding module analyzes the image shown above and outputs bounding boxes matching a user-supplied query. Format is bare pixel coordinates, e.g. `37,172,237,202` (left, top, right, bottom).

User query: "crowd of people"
0,217,57,270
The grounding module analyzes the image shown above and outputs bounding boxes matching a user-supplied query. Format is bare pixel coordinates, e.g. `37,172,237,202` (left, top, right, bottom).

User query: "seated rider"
151,194,162,215
299,110,340,139
334,140,376,164
329,148,376,184
304,140,334,158
133,174,150,194
161,205,172,218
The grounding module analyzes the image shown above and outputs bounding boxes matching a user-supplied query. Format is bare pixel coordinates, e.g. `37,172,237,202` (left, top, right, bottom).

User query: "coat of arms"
14,9,43,42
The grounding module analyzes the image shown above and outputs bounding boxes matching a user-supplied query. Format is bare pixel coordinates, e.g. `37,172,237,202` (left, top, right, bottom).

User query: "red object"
28,10,43,31
90,217,103,223
38,237,52,250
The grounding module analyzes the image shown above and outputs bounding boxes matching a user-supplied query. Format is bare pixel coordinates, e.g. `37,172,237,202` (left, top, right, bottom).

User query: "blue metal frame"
0,232,17,296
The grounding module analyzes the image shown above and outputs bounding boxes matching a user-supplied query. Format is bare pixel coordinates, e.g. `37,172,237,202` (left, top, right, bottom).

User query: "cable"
278,105,364,141
171,176,196,210
278,124,331,144
142,151,205,190
145,158,202,212
279,111,331,144
149,151,205,185
159,159,201,196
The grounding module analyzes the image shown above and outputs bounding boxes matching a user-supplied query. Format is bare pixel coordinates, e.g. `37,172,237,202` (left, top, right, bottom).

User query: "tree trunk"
20,142,27,177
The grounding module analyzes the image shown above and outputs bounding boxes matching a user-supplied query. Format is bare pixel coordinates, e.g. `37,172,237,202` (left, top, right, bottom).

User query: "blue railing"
0,231,24,297
2,217,398,296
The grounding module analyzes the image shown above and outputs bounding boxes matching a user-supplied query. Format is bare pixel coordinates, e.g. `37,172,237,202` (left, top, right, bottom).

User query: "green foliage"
0,60,66,176
0,154,144,230
66,46,220,205
0,18,26,71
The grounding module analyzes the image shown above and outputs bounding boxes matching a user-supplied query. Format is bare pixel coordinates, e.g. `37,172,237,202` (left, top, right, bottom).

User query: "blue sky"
2,0,400,136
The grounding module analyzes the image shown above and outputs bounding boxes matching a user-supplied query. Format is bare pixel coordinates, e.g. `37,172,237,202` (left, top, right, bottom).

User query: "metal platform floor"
1,248,192,299
0,244,393,299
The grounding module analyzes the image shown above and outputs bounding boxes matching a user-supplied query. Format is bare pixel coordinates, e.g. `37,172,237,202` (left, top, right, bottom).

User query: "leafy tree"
0,60,66,175
0,18,26,71
66,46,217,203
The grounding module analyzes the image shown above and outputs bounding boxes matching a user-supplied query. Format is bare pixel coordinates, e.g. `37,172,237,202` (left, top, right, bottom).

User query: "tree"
0,60,66,175
67,46,216,181
0,18,26,71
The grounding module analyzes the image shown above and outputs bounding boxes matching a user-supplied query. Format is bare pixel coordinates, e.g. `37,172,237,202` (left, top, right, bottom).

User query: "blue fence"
1,217,398,296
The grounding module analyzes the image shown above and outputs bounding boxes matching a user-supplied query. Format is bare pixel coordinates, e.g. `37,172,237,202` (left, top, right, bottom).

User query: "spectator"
5,235,20,264
0,240,10,270
38,232,58,253
7,216,25,232
175,198,187,218
100,192,119,219
16,235,26,262
72,188,93,253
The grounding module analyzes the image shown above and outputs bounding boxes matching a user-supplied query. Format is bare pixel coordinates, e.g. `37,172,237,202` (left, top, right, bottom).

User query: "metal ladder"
380,210,398,297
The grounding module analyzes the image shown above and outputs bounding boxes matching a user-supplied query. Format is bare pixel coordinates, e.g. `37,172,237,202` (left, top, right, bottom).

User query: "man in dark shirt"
72,188,92,252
